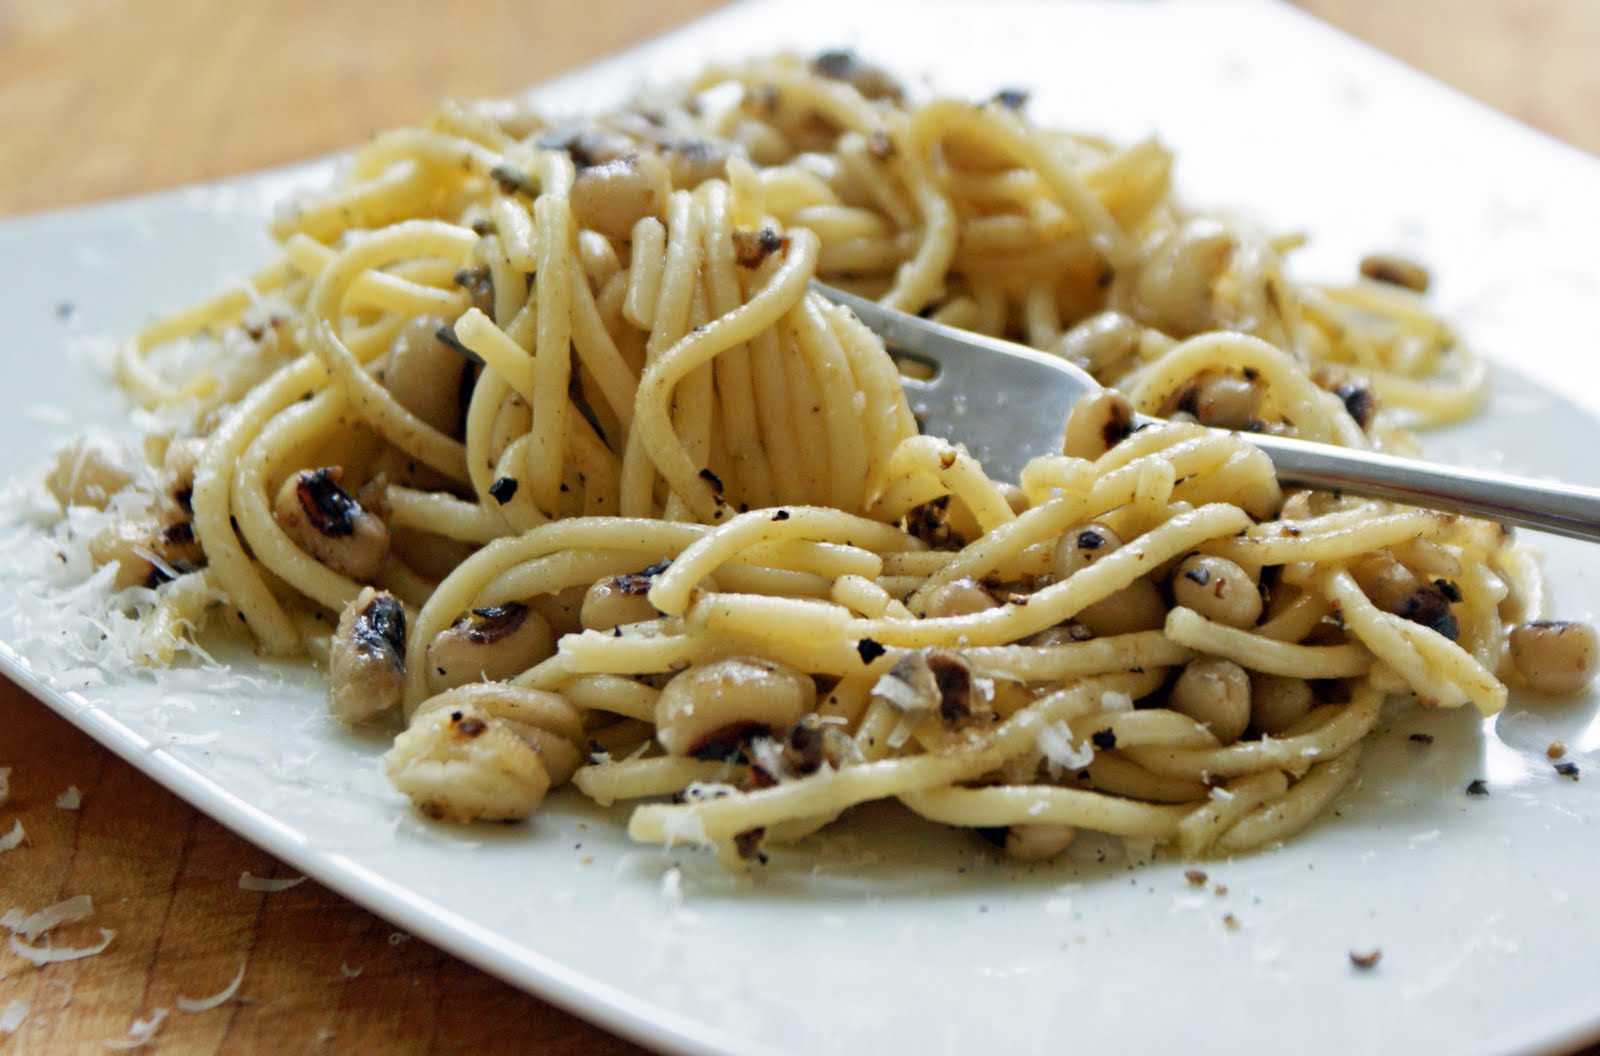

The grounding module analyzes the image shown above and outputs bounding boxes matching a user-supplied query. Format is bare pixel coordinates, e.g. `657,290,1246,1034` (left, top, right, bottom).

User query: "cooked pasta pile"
46,51,1596,868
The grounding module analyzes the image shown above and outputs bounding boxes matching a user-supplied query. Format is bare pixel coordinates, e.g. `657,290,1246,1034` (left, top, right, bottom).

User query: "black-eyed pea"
923,577,999,619
654,656,816,758
1054,310,1141,378
1002,822,1075,862
273,467,390,581
1051,523,1122,579
1136,218,1234,335
1189,371,1260,431
570,151,672,240
1052,524,1164,636
1169,658,1251,744
430,681,587,786
1076,581,1167,637
425,602,555,693
328,587,407,724
581,573,662,631
1063,388,1136,460
383,316,473,436
1250,673,1313,735
382,699,550,822
1509,621,1598,696
1172,555,1262,629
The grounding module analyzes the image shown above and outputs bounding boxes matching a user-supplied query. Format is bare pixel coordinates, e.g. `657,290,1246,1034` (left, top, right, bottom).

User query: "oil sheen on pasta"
50,51,1596,869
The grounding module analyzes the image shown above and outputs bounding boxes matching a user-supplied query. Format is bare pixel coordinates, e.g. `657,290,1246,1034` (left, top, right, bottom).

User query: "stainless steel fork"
813,281,1600,543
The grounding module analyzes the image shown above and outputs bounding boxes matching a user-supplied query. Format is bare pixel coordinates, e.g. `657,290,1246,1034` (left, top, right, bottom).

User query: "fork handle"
1246,432,1600,542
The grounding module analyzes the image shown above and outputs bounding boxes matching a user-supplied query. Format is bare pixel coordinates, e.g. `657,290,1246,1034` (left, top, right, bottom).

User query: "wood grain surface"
1,2,1596,1053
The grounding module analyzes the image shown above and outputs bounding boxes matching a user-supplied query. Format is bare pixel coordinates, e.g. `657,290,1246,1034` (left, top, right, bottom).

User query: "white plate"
5,2,1600,1053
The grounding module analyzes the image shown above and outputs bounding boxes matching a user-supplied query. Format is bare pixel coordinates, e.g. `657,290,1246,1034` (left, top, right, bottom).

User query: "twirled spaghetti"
46,51,1595,869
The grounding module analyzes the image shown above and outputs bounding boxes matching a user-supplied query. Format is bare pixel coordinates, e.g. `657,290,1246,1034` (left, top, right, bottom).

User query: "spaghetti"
45,51,1595,869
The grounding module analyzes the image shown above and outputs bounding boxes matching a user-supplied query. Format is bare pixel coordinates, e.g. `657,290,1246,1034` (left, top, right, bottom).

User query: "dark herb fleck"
1091,728,1117,750
490,164,536,196
1408,732,1435,745
489,476,519,504
1555,761,1580,780
856,638,887,664
1466,778,1489,796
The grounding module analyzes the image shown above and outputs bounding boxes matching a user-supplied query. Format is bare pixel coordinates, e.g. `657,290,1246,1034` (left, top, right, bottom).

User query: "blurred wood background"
0,1,1595,1052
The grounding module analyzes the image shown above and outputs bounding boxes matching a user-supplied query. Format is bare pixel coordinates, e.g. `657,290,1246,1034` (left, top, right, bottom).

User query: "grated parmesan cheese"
238,872,305,893
8,928,115,966
2,894,94,941
660,866,684,906
1035,720,1094,776
0,1000,27,1035
0,767,10,807
55,786,82,810
176,963,245,1013
102,1008,168,1050
1409,829,1442,848
0,820,26,852
659,809,710,847
42,979,73,1010
870,672,922,713
1099,690,1134,712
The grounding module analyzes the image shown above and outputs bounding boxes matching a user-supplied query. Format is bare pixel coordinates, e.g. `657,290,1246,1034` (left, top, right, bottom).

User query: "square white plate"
4,3,1600,1053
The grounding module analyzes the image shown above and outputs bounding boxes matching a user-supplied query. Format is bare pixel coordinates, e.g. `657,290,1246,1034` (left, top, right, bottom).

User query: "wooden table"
1,2,1596,1052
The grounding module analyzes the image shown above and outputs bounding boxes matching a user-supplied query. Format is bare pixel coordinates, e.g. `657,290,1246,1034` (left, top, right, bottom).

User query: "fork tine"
810,281,1090,480
811,281,1600,541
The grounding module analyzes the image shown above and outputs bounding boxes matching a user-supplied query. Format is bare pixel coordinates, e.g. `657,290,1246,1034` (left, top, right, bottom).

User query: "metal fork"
813,281,1600,543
